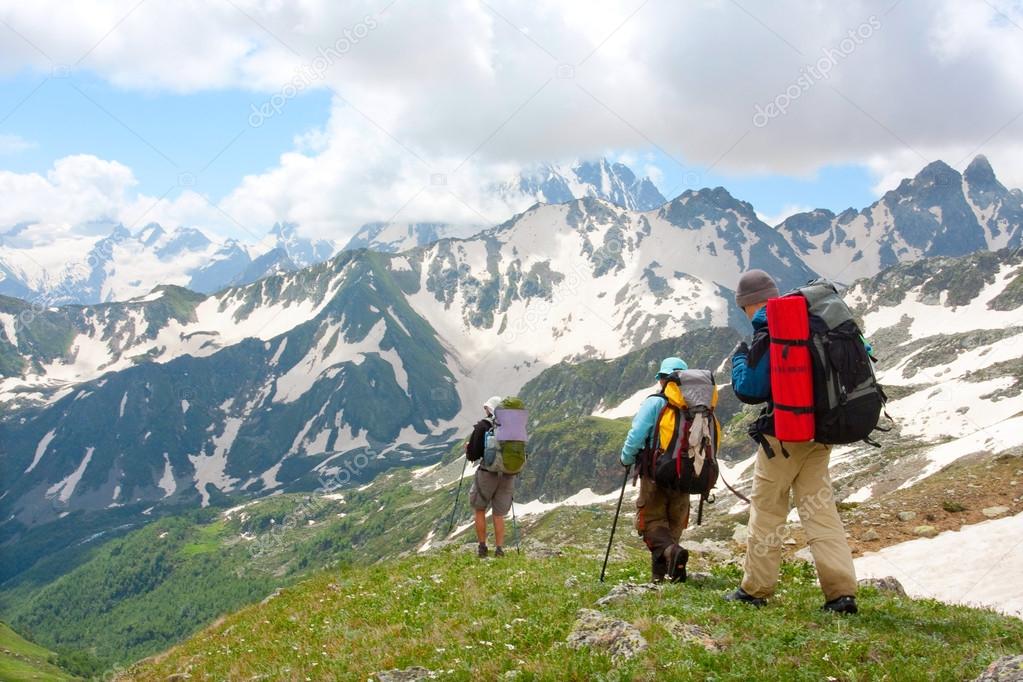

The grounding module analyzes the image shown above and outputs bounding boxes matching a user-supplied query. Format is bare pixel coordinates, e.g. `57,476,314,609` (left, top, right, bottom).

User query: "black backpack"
796,280,888,445
637,369,721,523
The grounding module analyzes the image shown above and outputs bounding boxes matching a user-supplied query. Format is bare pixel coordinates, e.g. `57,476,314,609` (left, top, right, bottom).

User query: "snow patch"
25,428,56,473
856,513,1023,618
46,447,95,503
158,453,176,497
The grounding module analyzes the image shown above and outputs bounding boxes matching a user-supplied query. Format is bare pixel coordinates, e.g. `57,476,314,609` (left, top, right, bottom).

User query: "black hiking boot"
822,595,858,615
665,544,689,583
651,553,668,583
477,543,488,558
724,587,767,607
494,546,505,557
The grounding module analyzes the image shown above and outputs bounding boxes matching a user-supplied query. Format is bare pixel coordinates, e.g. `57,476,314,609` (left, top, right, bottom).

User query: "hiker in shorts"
465,396,514,558
726,269,858,613
620,357,691,583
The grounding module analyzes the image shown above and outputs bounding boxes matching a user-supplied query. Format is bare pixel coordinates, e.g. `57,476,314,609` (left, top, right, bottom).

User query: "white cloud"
757,204,813,227
1,0,1023,237
0,155,136,231
0,134,34,154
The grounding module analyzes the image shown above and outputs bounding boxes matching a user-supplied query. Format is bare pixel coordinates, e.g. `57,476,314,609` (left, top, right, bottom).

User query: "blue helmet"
656,356,688,378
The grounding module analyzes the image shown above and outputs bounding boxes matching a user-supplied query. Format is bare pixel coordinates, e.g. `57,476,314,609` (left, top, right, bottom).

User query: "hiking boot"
477,543,488,558
494,546,505,557
724,587,767,607
822,595,858,615
665,544,689,583
651,553,668,583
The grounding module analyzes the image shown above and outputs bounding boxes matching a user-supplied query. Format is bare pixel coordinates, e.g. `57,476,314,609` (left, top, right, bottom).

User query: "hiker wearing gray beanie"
735,269,780,310
725,270,859,614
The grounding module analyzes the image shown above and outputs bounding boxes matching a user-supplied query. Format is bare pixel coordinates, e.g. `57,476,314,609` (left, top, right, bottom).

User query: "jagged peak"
964,154,1000,188
915,159,960,184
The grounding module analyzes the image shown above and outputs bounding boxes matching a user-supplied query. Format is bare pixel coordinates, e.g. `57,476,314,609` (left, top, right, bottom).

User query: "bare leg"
474,509,487,545
494,514,505,547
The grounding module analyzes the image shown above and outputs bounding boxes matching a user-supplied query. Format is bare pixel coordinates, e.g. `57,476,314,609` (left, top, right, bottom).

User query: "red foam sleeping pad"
767,295,815,442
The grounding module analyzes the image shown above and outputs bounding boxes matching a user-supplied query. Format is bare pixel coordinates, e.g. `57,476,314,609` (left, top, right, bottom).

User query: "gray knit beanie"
735,269,780,308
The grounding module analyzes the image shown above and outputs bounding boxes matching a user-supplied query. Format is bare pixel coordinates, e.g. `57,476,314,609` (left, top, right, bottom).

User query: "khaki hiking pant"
741,435,857,602
634,475,690,558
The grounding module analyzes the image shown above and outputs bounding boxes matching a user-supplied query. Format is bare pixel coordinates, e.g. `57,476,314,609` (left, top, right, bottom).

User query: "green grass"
0,622,74,681
180,519,228,556
122,547,1023,681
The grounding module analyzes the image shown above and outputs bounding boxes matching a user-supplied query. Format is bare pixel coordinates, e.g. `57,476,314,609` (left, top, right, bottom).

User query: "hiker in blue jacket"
620,356,691,583
725,269,858,614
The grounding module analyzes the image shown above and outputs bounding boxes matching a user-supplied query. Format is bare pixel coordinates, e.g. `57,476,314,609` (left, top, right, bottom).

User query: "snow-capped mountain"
0,222,339,306
342,158,669,254
3,156,1023,557
0,186,812,527
269,222,336,268
778,156,1023,282
342,222,480,254
500,157,667,212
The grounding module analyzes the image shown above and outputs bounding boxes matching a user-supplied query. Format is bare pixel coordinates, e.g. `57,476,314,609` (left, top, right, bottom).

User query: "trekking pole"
600,465,631,583
510,498,521,554
446,457,469,536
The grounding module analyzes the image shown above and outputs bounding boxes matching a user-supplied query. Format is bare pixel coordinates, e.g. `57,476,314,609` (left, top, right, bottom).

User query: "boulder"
972,655,1023,681
595,581,661,606
897,511,917,522
858,576,908,597
913,525,939,538
655,615,724,652
566,609,647,661
862,529,880,541
982,506,1010,519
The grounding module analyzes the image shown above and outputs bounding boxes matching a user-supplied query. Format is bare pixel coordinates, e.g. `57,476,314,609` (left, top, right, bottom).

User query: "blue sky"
0,71,332,204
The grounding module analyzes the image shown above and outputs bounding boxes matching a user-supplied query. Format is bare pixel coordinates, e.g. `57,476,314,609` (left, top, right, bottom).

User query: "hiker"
726,269,859,614
465,396,528,558
620,357,692,583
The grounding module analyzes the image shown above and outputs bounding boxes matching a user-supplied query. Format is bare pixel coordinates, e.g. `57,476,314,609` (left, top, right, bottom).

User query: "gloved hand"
732,341,749,358
620,448,636,467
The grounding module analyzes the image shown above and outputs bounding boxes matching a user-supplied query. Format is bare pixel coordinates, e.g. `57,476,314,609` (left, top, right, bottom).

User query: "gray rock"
862,529,881,541
858,576,908,597
655,615,724,652
982,506,1010,519
732,524,749,545
375,667,435,681
913,525,939,538
972,655,1023,681
596,581,661,606
794,547,814,563
259,588,283,605
564,575,579,588
897,511,917,522
566,608,647,661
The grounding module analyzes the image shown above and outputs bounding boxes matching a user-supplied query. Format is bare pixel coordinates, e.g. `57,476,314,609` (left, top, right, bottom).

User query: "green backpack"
483,397,528,474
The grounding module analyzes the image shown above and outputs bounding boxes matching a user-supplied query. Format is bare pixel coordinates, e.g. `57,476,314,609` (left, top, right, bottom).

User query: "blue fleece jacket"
732,306,771,402
620,394,666,465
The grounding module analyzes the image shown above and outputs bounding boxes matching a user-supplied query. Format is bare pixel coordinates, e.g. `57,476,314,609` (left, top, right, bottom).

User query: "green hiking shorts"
469,468,515,516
